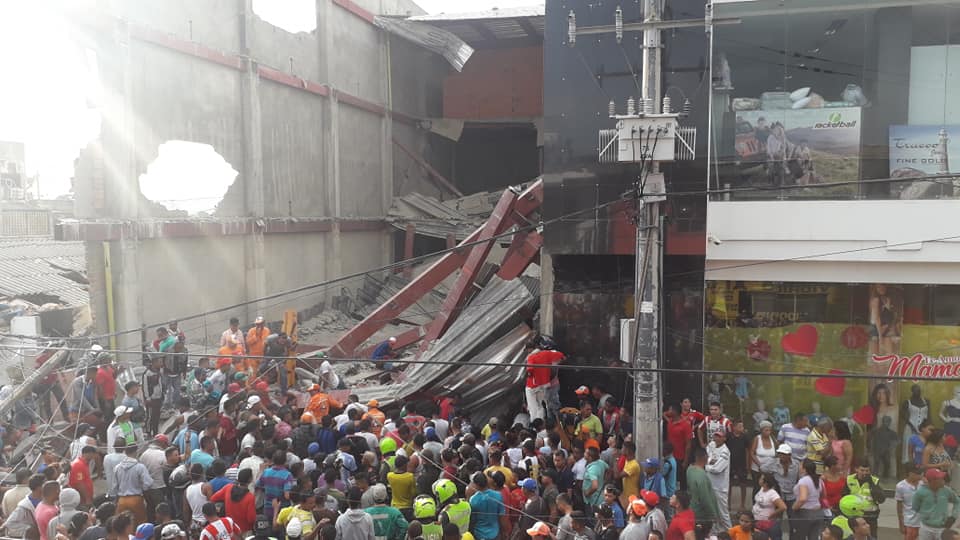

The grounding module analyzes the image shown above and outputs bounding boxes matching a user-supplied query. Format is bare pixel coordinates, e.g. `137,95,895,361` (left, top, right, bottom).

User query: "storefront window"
709,1,960,200
705,280,960,486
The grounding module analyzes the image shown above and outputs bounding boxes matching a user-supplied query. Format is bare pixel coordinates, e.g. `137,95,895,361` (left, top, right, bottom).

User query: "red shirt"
68,457,93,500
209,485,257,533
680,409,704,436
96,366,117,400
219,415,238,457
666,508,695,540
525,351,564,388
667,419,693,462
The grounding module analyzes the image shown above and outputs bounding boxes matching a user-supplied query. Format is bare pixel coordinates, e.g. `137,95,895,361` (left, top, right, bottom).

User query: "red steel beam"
419,180,542,349
327,227,483,358
497,230,543,280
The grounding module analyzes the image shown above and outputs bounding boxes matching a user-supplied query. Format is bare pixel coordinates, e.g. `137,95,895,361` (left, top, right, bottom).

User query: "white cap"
320,360,332,373
388,337,397,343
776,443,792,455
286,518,303,538
255,316,265,323
114,405,132,417
247,395,261,406
160,524,185,539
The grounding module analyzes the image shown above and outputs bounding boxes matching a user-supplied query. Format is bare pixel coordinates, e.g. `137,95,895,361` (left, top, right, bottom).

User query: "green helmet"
380,437,398,455
413,495,437,519
838,495,868,518
432,479,457,505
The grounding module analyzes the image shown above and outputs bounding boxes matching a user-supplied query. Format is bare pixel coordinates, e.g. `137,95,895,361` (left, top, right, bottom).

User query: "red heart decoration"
840,325,869,350
851,404,875,425
746,338,772,361
814,369,846,397
782,324,819,357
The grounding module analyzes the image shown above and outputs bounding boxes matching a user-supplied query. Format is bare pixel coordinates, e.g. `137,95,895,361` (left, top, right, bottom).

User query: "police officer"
840,464,885,537
431,479,471,536
413,496,442,540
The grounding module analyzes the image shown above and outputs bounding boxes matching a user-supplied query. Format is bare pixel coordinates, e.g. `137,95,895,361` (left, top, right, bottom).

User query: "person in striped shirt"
199,502,242,540
777,412,810,462
697,402,732,448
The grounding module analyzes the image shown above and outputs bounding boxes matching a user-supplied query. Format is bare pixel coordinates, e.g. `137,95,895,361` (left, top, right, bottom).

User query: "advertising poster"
733,107,862,196
704,281,960,486
889,125,960,177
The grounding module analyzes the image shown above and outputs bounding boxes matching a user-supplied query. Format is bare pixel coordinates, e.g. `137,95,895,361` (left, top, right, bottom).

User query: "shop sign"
889,125,960,177
873,353,960,379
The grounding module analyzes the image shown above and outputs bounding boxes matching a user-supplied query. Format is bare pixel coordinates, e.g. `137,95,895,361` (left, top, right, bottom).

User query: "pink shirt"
35,502,58,540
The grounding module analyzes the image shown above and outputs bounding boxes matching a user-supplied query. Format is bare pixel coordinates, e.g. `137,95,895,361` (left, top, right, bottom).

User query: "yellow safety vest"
421,523,443,540
844,474,879,512
441,500,472,535
831,516,852,538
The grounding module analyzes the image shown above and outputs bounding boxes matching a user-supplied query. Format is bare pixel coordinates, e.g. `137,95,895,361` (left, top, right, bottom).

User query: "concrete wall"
73,0,449,348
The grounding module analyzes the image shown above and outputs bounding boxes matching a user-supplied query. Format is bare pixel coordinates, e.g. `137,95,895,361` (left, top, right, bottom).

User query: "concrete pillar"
240,0,267,323
539,251,554,335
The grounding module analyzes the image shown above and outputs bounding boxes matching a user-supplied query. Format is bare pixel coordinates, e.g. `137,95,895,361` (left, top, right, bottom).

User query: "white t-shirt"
239,455,265,485
895,480,920,527
572,458,587,481
752,488,781,521
240,433,256,451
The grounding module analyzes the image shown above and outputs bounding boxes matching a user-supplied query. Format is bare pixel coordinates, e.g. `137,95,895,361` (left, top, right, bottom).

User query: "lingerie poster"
866,284,902,482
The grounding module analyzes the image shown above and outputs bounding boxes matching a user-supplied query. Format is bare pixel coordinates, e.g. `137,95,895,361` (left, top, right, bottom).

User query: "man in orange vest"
245,316,271,381
363,400,386,437
305,384,342,420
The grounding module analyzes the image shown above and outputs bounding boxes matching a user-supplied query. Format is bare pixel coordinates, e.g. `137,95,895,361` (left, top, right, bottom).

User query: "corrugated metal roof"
0,240,88,306
407,5,544,47
409,5,544,21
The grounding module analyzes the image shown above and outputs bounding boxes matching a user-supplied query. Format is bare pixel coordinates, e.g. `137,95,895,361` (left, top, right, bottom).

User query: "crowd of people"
0,323,957,540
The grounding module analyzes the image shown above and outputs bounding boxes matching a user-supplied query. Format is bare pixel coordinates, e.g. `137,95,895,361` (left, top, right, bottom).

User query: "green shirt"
912,484,960,528
582,459,610,507
577,415,603,441
365,506,409,540
686,465,719,520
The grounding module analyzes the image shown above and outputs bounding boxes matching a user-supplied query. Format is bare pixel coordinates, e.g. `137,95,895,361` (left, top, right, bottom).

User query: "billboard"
732,107,862,196
889,125,960,177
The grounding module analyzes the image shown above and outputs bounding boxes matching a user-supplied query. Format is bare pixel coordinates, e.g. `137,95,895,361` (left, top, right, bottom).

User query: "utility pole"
632,0,664,460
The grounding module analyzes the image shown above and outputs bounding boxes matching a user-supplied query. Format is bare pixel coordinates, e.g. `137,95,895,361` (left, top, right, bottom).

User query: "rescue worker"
841,463,885,536
245,316,271,380
379,438,399,484
432,479,470,536
412,495,442,540
363,400,386,437
831,494,870,538
304,384,342,421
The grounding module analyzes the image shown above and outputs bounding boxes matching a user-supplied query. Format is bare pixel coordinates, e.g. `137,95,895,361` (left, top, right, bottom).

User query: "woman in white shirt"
752,472,787,540
750,421,779,491
791,459,824,540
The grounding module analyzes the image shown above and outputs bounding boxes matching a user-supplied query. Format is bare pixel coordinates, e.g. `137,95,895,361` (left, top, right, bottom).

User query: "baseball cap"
154,434,170,446
134,523,155,540
247,395,261,407
227,383,242,394
217,357,232,368
160,524,185,540
519,478,538,491
584,439,600,450
320,361,332,373
255,380,269,392
926,468,946,480
640,489,660,508
114,405,132,417
370,483,389,503
642,457,660,468
368,399,379,407
526,522,551,537
575,385,590,395
776,444,792,455
489,417,498,425
628,495,648,517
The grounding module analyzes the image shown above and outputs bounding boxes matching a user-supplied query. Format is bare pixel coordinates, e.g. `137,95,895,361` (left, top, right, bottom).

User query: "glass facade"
705,280,960,484
709,1,960,200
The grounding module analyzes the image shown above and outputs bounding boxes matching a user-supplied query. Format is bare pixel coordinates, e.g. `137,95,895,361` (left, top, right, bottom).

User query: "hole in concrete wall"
138,141,238,216
253,0,317,33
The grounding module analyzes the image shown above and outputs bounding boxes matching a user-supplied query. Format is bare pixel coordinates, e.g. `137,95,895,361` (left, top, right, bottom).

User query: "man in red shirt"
680,398,705,434
525,345,565,423
69,445,97,505
209,469,257,533
96,359,119,421
665,405,693,464
666,491,696,540
199,502,242,540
